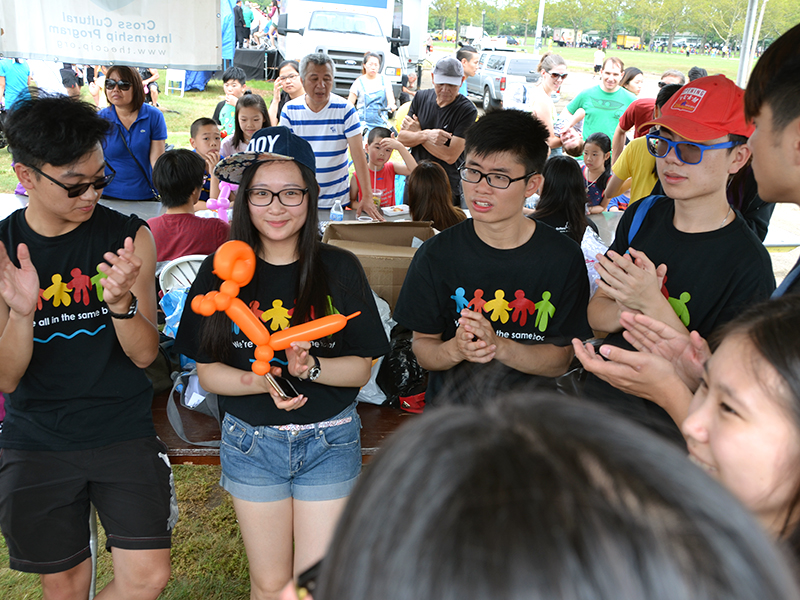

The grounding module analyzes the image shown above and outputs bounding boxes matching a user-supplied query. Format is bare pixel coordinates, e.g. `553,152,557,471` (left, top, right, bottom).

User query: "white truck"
276,0,427,98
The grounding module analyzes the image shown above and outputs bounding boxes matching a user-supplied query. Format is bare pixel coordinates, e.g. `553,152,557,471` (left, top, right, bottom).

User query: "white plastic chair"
159,255,207,293
165,69,186,97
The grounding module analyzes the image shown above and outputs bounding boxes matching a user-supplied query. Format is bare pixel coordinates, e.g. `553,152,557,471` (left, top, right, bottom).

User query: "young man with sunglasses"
393,110,592,406
0,94,174,600
578,75,774,439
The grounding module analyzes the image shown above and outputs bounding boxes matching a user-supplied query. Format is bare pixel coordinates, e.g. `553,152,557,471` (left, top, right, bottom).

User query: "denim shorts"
219,403,361,502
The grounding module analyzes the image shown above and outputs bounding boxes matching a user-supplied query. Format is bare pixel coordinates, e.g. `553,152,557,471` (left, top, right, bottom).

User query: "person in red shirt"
147,149,229,264
612,69,685,164
350,127,417,208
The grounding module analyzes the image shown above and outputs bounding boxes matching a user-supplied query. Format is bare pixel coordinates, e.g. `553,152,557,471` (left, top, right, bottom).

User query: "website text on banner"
0,0,221,70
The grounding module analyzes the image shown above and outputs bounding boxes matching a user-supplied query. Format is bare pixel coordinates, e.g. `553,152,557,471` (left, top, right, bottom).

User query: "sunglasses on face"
549,72,568,80
645,133,742,165
28,163,116,198
105,79,132,91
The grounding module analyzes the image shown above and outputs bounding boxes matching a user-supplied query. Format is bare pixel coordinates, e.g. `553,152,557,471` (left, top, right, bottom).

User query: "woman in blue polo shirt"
99,66,167,201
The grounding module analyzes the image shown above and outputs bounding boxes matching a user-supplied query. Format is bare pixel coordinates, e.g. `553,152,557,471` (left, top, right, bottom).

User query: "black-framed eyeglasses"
105,79,132,91
28,163,116,198
549,72,568,80
459,166,537,190
247,187,308,207
645,133,743,165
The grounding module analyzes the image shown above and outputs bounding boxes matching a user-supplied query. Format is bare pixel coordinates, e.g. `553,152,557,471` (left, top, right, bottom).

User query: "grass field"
431,40,743,79
0,465,252,600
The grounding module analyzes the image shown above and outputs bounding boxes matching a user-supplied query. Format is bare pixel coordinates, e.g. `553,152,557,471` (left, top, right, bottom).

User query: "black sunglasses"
28,163,116,198
105,79,132,91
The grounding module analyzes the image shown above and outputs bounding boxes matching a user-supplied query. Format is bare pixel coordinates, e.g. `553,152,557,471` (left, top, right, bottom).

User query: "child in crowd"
211,94,270,199
212,66,248,138
406,160,465,231
583,132,612,213
350,127,417,209
189,117,222,204
147,149,230,263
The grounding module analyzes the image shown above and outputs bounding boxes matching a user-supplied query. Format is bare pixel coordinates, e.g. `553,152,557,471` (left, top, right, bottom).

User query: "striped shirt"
280,94,362,208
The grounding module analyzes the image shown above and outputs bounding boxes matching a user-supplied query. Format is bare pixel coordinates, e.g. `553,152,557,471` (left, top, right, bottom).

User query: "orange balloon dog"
191,240,360,376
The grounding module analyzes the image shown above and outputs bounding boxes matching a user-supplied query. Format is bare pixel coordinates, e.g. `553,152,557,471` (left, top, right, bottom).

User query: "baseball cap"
432,57,464,86
641,75,754,142
214,126,317,184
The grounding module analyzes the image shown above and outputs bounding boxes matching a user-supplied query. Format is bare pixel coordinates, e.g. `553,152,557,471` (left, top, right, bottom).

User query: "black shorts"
593,64,601,73
0,437,177,574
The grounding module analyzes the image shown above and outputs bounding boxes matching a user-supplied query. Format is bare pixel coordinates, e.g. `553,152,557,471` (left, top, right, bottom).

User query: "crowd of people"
1,20,800,600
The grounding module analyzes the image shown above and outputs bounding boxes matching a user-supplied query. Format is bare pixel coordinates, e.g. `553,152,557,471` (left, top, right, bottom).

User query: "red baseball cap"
641,75,754,142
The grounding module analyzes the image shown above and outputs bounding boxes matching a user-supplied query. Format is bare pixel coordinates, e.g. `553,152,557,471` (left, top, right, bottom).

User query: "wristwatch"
308,355,321,382
108,292,138,319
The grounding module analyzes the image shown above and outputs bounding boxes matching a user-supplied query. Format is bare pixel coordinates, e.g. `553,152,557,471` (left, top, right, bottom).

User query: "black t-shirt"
0,206,154,451
584,196,775,437
406,89,477,205
393,219,592,404
533,211,599,240
604,196,774,346
173,244,389,425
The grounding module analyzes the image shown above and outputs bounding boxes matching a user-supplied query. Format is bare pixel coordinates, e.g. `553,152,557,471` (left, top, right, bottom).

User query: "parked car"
497,34,519,45
465,51,541,110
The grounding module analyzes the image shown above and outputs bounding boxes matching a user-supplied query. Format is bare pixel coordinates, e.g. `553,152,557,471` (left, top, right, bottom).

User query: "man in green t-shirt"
563,57,635,143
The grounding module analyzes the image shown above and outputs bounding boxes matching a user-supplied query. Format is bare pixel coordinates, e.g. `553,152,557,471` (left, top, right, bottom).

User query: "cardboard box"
322,221,436,310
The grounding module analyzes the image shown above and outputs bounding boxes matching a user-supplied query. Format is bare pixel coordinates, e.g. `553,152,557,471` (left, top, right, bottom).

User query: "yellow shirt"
612,136,657,204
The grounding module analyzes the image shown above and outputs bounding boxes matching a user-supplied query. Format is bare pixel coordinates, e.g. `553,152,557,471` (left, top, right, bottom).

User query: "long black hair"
200,159,328,361
534,156,590,243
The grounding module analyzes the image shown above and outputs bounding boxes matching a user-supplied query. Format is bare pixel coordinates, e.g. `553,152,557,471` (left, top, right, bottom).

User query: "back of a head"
317,393,800,600
656,83,683,109
536,155,588,243
406,160,463,231
464,109,548,176
152,149,206,208
688,66,708,81
6,93,110,169
745,23,800,130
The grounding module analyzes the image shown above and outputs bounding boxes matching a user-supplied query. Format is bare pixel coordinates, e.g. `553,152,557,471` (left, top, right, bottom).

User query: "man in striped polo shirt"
280,53,382,220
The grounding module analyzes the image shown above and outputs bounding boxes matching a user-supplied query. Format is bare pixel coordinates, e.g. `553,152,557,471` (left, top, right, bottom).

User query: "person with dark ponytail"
174,127,388,600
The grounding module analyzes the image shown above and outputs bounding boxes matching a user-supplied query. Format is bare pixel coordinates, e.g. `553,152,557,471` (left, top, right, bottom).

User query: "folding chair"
165,69,186,97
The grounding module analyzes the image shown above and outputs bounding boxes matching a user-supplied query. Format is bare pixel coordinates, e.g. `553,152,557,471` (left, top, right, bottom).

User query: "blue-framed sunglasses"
645,133,744,165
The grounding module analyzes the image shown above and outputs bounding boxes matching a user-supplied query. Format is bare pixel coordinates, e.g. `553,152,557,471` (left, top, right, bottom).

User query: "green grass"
0,465,251,600
430,40,742,79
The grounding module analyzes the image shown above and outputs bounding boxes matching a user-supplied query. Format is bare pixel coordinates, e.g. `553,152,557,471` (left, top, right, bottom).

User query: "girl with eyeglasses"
98,66,167,201
174,127,389,600
530,52,568,150
268,60,305,126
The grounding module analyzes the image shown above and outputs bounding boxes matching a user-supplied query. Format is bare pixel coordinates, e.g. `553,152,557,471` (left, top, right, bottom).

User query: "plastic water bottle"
331,199,344,222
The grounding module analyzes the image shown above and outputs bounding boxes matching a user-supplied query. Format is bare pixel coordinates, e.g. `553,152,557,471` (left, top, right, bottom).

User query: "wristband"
107,292,138,319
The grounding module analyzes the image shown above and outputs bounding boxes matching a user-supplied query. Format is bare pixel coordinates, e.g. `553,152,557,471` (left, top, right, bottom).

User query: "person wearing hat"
173,127,389,600
398,56,477,206
573,75,775,441
569,24,800,430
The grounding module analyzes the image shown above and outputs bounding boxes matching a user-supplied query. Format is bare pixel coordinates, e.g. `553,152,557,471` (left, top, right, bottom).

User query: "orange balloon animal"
191,240,360,376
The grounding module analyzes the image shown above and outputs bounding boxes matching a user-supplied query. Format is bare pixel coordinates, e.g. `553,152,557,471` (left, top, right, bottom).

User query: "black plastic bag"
376,324,428,408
